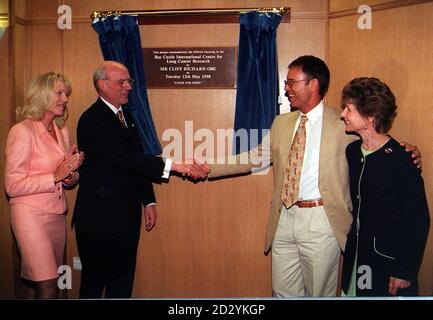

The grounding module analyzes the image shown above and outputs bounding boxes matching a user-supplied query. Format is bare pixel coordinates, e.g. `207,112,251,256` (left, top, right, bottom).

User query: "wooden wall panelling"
28,23,62,76
4,0,327,298
133,4,327,297
329,0,433,15
26,0,58,19
0,1,6,12
277,17,327,112
0,11,15,298
135,21,272,297
330,0,397,12
327,2,433,295
0,0,33,300
12,0,26,18
13,23,25,109
11,21,33,302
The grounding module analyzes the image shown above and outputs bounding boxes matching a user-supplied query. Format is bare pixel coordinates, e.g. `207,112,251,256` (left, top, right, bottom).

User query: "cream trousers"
272,204,340,297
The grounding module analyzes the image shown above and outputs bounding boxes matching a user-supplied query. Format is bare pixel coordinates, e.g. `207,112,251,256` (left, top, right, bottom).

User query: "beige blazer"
209,106,355,252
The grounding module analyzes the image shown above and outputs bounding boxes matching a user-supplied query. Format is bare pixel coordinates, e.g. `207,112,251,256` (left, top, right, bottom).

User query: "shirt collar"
100,96,123,114
301,100,323,124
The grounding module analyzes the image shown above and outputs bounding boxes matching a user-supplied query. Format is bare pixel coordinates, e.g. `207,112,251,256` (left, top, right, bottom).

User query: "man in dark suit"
73,61,207,298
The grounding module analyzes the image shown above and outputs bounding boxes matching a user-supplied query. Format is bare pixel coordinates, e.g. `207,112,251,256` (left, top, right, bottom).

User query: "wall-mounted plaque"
142,47,236,88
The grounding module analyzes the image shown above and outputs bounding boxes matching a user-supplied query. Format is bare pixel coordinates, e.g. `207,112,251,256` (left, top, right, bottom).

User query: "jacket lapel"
319,106,338,184
33,120,68,156
53,124,70,155
96,98,138,147
279,111,299,166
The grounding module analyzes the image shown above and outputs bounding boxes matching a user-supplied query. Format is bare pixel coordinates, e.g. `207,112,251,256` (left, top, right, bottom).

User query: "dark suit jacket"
73,98,165,235
342,138,430,296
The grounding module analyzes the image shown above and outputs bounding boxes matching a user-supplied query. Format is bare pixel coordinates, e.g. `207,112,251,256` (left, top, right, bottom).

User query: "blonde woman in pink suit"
5,72,84,298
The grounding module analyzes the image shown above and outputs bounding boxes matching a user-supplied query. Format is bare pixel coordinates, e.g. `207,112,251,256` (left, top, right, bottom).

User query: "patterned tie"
117,110,128,129
281,115,308,208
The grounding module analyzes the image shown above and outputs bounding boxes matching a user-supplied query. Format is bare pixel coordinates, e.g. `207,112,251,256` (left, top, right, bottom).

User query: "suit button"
356,195,360,199
360,158,364,163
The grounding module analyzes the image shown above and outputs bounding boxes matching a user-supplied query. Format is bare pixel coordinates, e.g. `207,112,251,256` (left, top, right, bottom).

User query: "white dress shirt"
291,101,323,201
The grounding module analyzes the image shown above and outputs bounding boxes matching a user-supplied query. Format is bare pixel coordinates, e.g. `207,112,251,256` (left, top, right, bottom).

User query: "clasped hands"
54,144,85,183
172,158,210,180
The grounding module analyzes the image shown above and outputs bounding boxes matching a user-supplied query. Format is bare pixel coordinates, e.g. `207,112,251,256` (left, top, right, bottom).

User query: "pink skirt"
10,204,66,281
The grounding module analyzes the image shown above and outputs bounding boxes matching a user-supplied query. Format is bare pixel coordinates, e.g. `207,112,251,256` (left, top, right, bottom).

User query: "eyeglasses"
103,78,135,87
284,79,308,88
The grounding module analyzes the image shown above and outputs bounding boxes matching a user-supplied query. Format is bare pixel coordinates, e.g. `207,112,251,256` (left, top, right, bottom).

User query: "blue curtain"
92,15,162,155
233,12,282,154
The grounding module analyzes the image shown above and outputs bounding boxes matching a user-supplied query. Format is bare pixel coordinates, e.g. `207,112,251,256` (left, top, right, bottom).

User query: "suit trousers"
272,204,340,297
76,230,140,298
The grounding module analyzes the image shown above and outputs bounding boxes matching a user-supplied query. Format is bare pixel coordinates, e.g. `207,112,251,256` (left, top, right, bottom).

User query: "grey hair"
93,65,108,93
92,61,129,93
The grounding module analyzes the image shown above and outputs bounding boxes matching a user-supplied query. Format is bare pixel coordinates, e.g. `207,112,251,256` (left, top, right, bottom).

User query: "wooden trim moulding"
329,0,432,19
90,7,291,24
7,10,333,26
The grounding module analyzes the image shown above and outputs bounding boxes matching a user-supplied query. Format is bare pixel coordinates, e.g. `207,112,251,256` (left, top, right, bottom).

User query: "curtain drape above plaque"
92,15,162,155
233,12,282,154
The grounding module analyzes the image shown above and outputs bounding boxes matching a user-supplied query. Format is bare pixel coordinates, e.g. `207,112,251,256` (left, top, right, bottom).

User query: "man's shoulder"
270,111,299,135
79,99,105,119
323,104,342,119
273,110,298,124
323,105,350,132
275,110,299,119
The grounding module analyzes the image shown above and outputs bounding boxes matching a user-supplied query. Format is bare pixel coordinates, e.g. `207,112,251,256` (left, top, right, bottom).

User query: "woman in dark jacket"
340,77,429,296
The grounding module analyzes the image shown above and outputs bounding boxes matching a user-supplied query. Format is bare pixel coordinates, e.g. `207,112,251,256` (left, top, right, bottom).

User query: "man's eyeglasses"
103,78,135,87
284,79,308,88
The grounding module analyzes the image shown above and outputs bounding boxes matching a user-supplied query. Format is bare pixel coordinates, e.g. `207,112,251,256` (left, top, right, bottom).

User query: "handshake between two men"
171,158,210,180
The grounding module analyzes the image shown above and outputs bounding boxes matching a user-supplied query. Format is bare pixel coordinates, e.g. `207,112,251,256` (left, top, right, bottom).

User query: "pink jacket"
5,119,78,214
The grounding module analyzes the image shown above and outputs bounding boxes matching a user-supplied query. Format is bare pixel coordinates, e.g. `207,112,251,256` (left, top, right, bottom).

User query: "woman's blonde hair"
16,72,72,127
